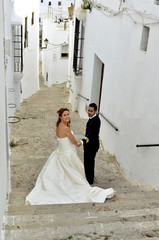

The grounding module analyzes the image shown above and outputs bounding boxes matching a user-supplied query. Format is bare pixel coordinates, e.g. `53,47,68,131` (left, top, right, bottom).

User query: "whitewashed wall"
67,20,81,111
0,0,40,237
13,0,39,102
42,18,69,86
0,0,9,238
75,0,159,189
4,1,16,117
67,20,74,87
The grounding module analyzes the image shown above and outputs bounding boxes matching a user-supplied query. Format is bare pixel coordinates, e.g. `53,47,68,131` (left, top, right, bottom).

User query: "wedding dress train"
26,136,115,205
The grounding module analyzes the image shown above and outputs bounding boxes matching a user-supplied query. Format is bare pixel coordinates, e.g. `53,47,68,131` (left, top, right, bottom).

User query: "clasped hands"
77,141,82,147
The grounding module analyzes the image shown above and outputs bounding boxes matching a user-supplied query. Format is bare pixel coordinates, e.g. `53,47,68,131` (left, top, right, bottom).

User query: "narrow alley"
4,74,159,240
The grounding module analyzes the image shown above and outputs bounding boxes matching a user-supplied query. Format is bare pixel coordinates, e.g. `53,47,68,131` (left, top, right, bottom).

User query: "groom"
81,103,101,184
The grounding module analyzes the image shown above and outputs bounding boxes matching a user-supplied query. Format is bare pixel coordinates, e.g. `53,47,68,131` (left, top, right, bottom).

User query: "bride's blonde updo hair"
56,108,71,128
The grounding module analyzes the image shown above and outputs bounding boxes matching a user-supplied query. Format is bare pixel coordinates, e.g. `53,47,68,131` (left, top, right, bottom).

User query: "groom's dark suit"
82,114,101,184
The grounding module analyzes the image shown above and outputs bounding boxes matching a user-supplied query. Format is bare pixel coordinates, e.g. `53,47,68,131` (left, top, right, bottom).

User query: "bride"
25,108,116,205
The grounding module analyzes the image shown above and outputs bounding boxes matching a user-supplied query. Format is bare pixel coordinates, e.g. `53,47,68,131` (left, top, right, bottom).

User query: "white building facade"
40,0,73,86
13,0,40,103
0,0,39,238
0,0,9,238
42,18,70,86
70,0,159,189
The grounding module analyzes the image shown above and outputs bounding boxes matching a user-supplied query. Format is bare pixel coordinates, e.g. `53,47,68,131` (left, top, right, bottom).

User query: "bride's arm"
65,128,79,146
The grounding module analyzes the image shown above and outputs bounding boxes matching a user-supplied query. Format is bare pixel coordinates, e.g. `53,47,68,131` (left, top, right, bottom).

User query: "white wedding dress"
26,136,115,205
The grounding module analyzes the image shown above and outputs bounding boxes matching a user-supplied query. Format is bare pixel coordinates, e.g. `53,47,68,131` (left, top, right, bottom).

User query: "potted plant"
81,0,91,11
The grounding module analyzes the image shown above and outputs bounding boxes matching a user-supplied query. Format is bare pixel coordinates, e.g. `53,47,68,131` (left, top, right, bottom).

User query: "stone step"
8,188,159,208
6,195,159,216
7,81,159,240
5,208,159,228
5,218,159,240
5,235,159,240
8,185,158,197
9,181,152,194
8,185,151,202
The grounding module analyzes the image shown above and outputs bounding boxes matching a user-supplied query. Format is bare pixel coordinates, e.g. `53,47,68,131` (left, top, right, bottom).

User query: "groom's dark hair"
89,103,97,111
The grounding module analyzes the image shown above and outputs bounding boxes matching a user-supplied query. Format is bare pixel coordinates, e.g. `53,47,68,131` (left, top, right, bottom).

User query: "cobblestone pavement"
4,75,159,240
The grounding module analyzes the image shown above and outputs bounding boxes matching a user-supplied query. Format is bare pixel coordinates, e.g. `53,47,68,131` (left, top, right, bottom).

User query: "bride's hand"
77,142,82,147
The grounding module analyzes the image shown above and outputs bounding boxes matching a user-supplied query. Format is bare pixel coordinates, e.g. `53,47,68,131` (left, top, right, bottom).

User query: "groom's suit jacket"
82,115,101,151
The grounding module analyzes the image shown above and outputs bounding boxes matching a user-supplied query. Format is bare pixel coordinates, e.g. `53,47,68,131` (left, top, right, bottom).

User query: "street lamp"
40,38,68,49
41,38,49,49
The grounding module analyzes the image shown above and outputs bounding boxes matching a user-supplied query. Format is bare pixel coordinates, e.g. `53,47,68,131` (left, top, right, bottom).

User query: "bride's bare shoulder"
57,124,69,131
56,125,70,137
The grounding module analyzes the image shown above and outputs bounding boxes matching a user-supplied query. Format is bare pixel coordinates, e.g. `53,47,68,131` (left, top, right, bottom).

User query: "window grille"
31,12,34,25
24,17,28,48
154,0,159,5
73,18,84,75
12,25,23,72
46,72,48,81
39,30,43,48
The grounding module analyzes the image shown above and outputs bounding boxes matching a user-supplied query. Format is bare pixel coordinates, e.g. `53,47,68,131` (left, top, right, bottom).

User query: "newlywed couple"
26,103,116,205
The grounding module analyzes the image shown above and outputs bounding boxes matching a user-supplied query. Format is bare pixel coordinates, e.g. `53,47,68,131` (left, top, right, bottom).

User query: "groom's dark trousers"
83,115,101,184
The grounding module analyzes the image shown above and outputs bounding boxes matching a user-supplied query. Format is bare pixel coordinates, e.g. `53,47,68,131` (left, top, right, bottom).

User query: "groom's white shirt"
89,113,97,120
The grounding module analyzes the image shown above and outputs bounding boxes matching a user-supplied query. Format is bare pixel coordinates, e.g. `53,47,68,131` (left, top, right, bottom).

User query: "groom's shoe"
87,180,93,185
86,176,94,185
89,181,94,185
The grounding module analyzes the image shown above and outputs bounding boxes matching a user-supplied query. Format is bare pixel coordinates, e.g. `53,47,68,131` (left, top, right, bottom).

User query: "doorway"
90,55,104,113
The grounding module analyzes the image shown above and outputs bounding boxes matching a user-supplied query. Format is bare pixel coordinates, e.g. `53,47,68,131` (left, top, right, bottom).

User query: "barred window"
73,18,84,75
24,17,28,48
12,25,23,72
31,12,34,25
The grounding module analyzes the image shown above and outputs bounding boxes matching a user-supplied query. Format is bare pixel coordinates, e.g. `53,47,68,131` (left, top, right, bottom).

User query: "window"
61,44,69,58
31,12,34,25
154,0,159,5
140,26,150,51
39,30,42,48
41,0,43,2
46,72,48,81
48,1,51,6
58,1,61,6
24,17,28,48
73,18,85,75
61,53,68,57
12,25,23,72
